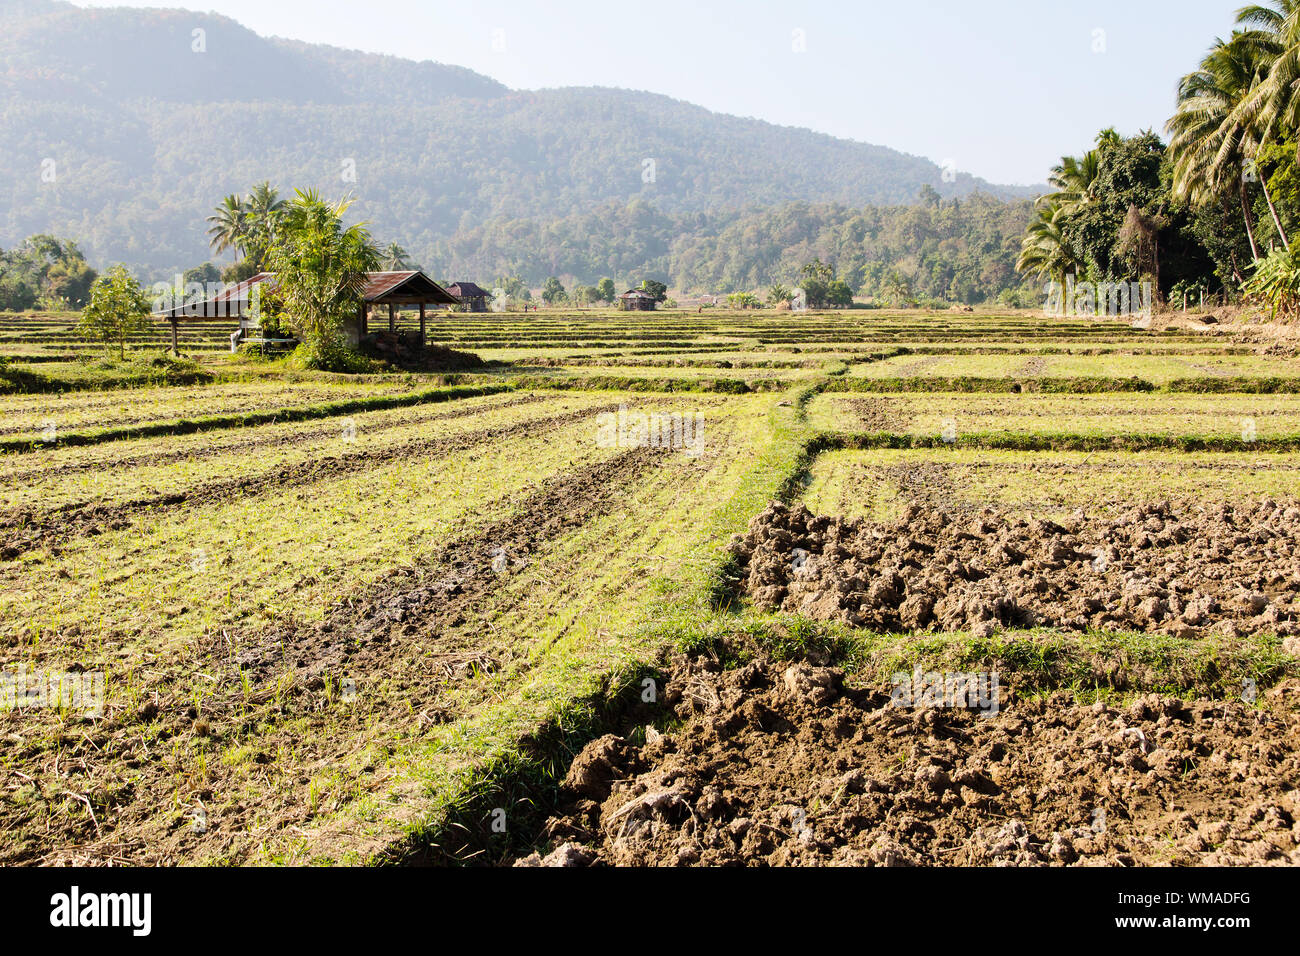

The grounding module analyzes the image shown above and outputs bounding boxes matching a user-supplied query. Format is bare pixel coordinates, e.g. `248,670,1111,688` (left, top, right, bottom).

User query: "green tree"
1016,199,1083,294
766,282,792,306
596,277,616,303
0,235,98,309
206,194,248,259
1045,148,1102,211
243,182,287,268
801,258,835,282
825,279,854,308
264,189,380,353
43,252,97,307
1167,32,1274,260
1226,2,1300,248
542,276,567,304
640,278,668,301
798,258,836,307
494,275,532,305
380,242,413,270
78,265,152,359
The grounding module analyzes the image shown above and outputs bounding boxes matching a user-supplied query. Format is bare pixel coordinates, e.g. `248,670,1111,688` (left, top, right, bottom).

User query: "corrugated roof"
446,281,489,298
362,271,421,299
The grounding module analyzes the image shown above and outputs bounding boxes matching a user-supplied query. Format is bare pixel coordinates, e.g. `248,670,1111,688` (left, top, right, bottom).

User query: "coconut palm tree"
1167,33,1269,259
1224,1,1300,248
242,182,287,269
1233,1,1300,136
206,194,248,260
380,242,413,271
1045,150,1102,211
1017,199,1084,301
245,182,285,221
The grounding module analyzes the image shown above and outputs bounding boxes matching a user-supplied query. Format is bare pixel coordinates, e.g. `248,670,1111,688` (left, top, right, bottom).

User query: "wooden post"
419,302,426,349
359,304,367,336
389,302,396,333
170,319,179,355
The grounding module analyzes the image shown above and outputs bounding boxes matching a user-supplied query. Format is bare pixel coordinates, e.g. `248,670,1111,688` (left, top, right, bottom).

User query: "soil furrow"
0,401,622,557
0,446,665,865
1,394,549,484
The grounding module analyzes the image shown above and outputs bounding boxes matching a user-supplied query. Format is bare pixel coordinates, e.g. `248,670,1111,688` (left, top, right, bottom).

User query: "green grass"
0,382,513,452
657,612,1297,701
0,353,213,394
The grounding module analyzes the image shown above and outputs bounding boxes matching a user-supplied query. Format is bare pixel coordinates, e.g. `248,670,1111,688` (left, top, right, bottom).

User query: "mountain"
0,0,1042,286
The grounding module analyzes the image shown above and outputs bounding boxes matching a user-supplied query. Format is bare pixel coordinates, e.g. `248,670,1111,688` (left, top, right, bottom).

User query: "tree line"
1019,2,1300,317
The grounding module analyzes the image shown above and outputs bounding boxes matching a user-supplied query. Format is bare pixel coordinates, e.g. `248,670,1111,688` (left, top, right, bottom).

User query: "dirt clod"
729,499,1300,638
515,652,1300,866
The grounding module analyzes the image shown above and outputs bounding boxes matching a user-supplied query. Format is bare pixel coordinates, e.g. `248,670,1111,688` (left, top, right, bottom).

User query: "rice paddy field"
2,307,1299,867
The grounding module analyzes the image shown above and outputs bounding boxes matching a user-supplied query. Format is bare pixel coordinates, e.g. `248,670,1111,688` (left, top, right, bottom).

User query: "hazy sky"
77,0,1245,185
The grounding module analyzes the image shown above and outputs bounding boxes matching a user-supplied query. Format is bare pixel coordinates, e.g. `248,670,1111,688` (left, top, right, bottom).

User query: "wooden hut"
619,289,657,311
153,270,460,352
446,281,490,313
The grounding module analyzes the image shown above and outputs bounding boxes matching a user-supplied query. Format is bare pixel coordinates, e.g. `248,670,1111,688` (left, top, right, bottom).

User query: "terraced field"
2,308,1298,867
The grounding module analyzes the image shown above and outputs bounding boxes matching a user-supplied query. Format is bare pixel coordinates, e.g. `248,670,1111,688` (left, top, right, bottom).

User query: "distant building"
619,289,657,311
446,281,490,313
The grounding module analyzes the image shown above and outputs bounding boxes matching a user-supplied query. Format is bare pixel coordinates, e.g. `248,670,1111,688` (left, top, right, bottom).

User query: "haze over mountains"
0,0,1041,288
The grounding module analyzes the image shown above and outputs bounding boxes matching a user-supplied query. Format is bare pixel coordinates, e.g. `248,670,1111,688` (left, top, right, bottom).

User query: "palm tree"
242,182,287,269
380,242,412,271
1041,129,1118,218
1167,33,1270,259
1233,1,1300,136
206,194,248,260
1045,150,1101,210
245,182,285,221
1017,199,1084,303
264,189,381,347
1224,1,1300,248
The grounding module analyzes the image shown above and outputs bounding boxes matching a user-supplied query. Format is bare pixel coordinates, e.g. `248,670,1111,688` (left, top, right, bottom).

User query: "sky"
76,0,1246,186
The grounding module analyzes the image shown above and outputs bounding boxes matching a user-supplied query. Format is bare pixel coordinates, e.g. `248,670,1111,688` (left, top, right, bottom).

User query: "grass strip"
667,614,1298,702
0,383,512,454
825,376,1157,393
504,374,773,394
809,430,1300,453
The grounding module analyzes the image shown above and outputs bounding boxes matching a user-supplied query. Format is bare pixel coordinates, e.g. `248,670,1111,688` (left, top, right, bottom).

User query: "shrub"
1242,248,1300,322
286,336,376,373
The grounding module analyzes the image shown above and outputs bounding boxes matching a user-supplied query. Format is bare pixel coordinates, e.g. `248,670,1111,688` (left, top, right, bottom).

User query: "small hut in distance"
447,281,490,313
619,289,657,311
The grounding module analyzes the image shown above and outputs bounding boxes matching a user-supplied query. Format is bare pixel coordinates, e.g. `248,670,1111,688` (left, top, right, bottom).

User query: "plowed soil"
514,650,1300,867
727,499,1300,642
